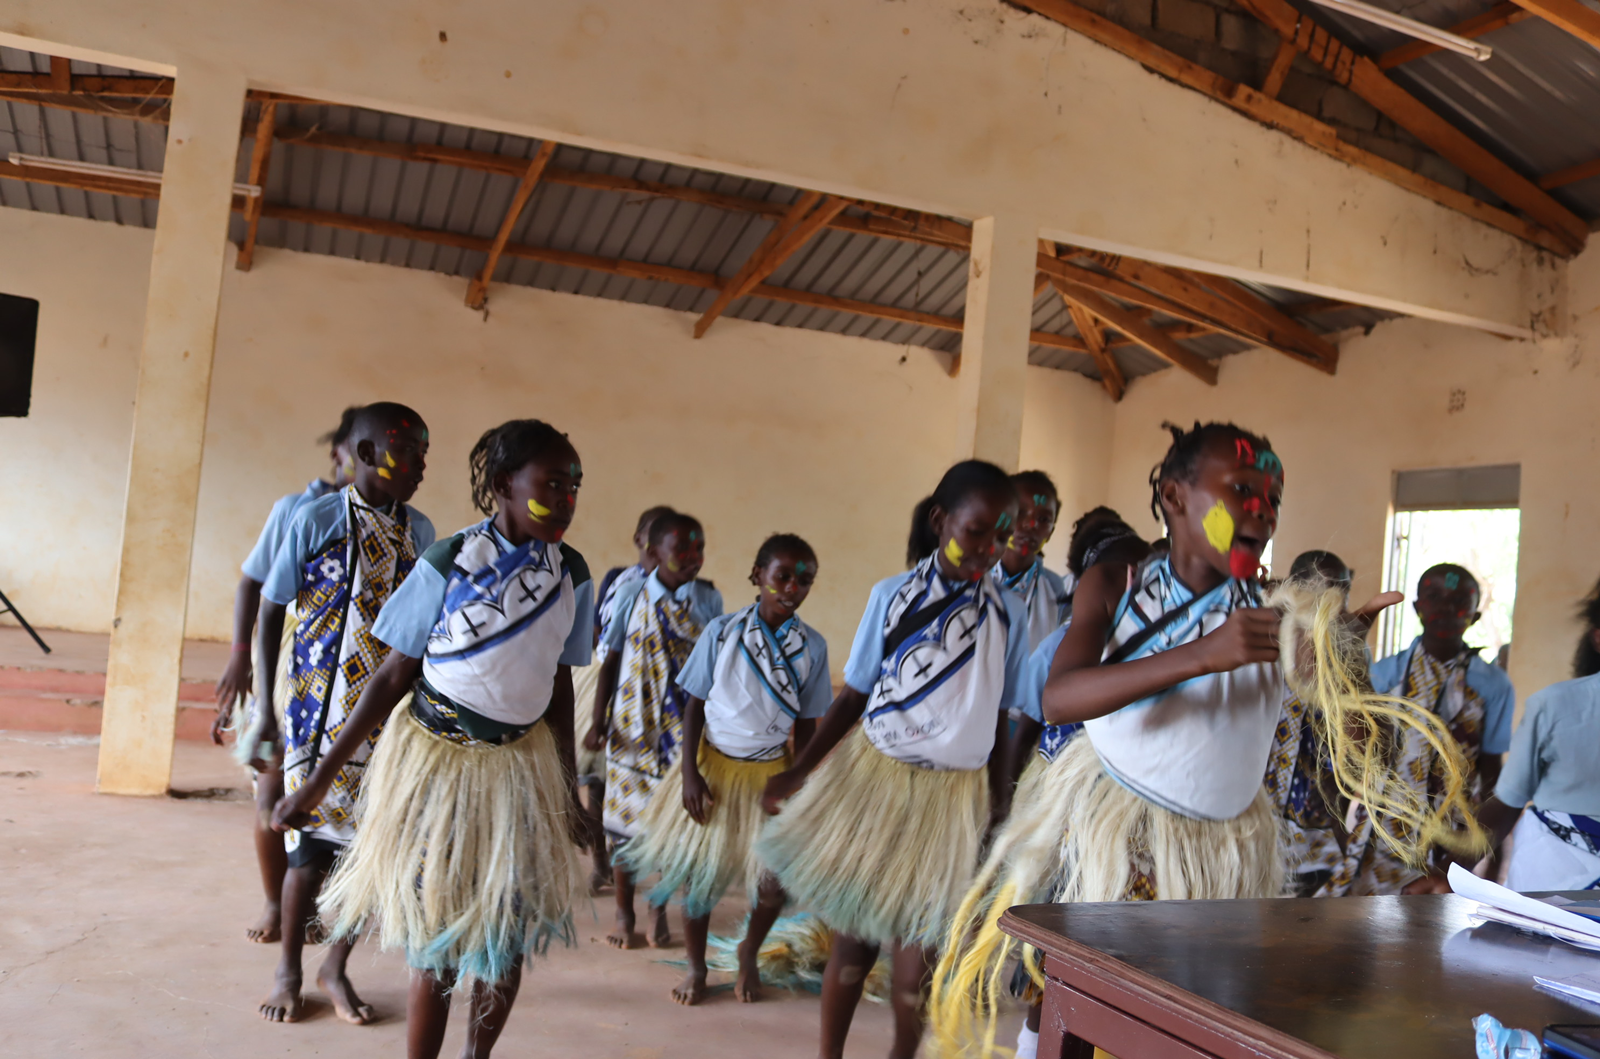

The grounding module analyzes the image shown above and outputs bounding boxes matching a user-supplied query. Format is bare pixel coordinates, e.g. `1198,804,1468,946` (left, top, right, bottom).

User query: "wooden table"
1000,894,1600,1059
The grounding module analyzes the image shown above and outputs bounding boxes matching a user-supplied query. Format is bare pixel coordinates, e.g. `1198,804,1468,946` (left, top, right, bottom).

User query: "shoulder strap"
884,589,965,655
420,533,467,577
1103,594,1202,665
559,542,592,589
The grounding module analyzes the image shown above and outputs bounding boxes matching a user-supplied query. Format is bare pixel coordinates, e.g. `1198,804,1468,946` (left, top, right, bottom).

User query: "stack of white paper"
1535,972,1600,1010
1448,863,1600,954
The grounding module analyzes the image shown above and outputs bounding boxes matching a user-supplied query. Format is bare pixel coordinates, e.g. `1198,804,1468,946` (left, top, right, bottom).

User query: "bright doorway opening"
1378,465,1521,664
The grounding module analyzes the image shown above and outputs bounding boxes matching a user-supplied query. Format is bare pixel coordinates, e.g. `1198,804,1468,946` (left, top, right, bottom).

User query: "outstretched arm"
583,652,623,753
761,686,868,814
271,649,421,831
680,696,714,824
1040,563,1279,727
251,600,288,770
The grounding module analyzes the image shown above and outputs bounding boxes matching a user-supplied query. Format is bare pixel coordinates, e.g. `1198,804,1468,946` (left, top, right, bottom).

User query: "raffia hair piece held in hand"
1265,574,1488,866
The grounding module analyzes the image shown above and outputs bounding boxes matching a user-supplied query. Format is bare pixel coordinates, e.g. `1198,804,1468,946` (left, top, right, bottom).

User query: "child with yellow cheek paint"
756,460,1031,1059
585,512,723,951
992,471,1070,652
621,535,831,1006
270,419,594,1059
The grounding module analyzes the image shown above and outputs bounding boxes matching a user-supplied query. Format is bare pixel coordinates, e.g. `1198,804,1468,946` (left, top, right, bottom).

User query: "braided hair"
316,405,363,450
1575,577,1600,678
467,419,574,515
906,460,1014,566
754,532,816,570
1148,420,1275,525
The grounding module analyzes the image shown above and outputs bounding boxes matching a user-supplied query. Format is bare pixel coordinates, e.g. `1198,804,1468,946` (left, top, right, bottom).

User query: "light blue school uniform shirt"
677,611,834,718
1497,673,1600,815
1370,637,1515,755
841,570,1030,714
260,490,436,607
240,479,337,583
601,570,725,654
371,524,594,667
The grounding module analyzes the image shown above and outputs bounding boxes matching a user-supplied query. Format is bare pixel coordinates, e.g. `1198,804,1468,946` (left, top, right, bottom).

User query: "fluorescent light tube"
6,152,262,197
1305,0,1493,61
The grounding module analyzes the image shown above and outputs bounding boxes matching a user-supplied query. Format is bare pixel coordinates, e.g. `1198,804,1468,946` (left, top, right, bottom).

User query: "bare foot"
259,969,304,1022
316,965,375,1025
246,904,282,944
672,969,708,1006
735,937,764,1002
606,910,640,950
647,905,671,949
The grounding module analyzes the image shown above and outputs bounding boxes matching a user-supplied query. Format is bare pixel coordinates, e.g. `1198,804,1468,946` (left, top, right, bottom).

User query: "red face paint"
1235,438,1255,467
1229,547,1258,580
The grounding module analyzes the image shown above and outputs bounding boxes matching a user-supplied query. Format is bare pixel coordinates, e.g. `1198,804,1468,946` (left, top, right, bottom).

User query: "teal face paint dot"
794,561,809,573
996,512,1013,531
1443,572,1460,590
1033,494,1050,507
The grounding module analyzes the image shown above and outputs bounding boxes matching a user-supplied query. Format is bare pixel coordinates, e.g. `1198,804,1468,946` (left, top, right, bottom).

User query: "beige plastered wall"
1104,243,1600,708
0,206,1110,663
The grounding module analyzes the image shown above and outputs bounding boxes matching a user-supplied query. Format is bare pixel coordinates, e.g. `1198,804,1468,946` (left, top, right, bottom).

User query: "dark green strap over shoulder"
560,542,591,589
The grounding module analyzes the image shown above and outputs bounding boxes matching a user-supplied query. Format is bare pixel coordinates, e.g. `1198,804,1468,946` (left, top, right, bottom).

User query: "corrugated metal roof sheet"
0,45,1387,387
1300,0,1600,218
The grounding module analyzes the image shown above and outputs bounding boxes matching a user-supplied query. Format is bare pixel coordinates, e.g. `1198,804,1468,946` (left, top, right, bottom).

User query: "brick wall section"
1061,0,1496,206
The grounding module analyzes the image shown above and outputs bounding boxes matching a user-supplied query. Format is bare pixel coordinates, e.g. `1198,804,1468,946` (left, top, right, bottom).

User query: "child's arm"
546,663,586,846
212,574,263,743
582,651,623,753
761,686,869,814
1005,715,1042,793
680,696,713,824
271,650,422,831
986,712,1012,825
252,599,288,770
1040,563,1280,727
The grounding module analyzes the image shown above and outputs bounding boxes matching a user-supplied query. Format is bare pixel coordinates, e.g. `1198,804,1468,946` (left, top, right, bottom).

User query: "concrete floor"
0,730,957,1057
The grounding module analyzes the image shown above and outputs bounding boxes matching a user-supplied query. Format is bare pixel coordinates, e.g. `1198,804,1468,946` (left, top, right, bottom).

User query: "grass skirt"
317,706,580,986
699,912,893,1002
930,735,1282,1056
618,742,789,918
756,728,988,948
570,661,605,780
230,604,296,768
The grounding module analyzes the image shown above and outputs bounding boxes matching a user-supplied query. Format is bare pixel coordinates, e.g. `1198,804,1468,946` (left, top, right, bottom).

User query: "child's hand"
1197,608,1281,673
760,770,803,816
271,787,319,833
681,770,715,825
210,703,233,746
246,736,278,774
214,654,252,715
1346,590,1404,638
582,726,607,754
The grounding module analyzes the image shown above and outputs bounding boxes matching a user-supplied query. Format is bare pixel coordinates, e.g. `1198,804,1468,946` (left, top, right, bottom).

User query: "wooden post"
956,215,1038,471
97,62,245,795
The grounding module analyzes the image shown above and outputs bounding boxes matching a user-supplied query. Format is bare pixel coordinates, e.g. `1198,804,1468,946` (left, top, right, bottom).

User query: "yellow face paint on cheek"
1202,500,1235,555
943,538,964,565
766,586,778,594
527,498,552,522
384,451,396,468
377,467,392,480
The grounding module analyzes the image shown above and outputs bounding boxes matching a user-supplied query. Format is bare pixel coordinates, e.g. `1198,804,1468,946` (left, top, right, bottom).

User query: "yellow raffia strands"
1266,576,1487,865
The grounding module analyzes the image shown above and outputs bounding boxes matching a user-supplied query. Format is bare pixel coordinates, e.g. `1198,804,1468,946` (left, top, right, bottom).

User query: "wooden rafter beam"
1231,0,1586,254
695,193,851,337
1376,2,1530,68
49,57,70,94
1508,0,1600,49
1055,248,1338,372
1261,40,1297,99
236,101,278,272
1046,276,1218,385
0,89,170,122
1541,156,1600,191
465,140,558,310
1010,0,1575,256
1066,301,1126,400
271,125,970,252
0,72,172,97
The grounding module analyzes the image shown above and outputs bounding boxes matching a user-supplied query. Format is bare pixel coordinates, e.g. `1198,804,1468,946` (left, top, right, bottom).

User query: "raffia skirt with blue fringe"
756,728,989,948
317,702,580,987
619,741,790,918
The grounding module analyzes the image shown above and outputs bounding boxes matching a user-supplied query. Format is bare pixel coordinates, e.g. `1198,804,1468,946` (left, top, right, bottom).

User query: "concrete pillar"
956,214,1038,472
97,63,245,795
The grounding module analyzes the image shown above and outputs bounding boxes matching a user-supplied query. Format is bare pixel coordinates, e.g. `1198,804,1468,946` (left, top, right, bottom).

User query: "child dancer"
931,423,1448,1059
990,471,1068,651
211,405,360,943
571,505,676,892
758,460,1028,1059
1472,575,1600,891
254,402,434,1025
622,534,831,1006
273,419,591,1059
585,512,722,949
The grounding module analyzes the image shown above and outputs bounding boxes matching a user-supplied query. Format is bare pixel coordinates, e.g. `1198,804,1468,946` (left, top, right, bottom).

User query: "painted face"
369,420,429,503
1005,491,1059,563
654,526,705,585
1414,572,1480,640
1173,435,1283,581
935,489,1020,582
332,443,356,488
754,550,817,621
503,446,582,544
